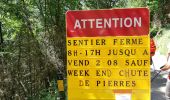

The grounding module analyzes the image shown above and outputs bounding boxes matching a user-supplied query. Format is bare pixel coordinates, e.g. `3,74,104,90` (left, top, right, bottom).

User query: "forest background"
0,0,170,100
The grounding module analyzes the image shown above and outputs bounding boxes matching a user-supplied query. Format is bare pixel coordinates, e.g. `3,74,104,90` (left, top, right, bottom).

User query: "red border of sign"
66,8,149,37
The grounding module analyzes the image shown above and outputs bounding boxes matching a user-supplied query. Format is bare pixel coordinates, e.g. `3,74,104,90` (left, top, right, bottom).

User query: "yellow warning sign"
67,36,150,100
66,8,150,100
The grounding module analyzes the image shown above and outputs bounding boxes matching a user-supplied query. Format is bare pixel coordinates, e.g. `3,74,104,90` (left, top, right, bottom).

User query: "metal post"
151,70,162,82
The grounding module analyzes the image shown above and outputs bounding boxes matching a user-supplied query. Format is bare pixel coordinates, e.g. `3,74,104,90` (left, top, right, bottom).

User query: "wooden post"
0,22,3,45
57,73,65,100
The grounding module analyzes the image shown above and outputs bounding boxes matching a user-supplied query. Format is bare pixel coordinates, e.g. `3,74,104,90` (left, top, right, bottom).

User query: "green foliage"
38,89,56,100
147,0,159,14
126,0,147,7
150,29,158,38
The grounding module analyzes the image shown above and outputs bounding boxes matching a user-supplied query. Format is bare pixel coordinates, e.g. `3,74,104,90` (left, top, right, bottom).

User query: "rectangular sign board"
66,8,150,100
